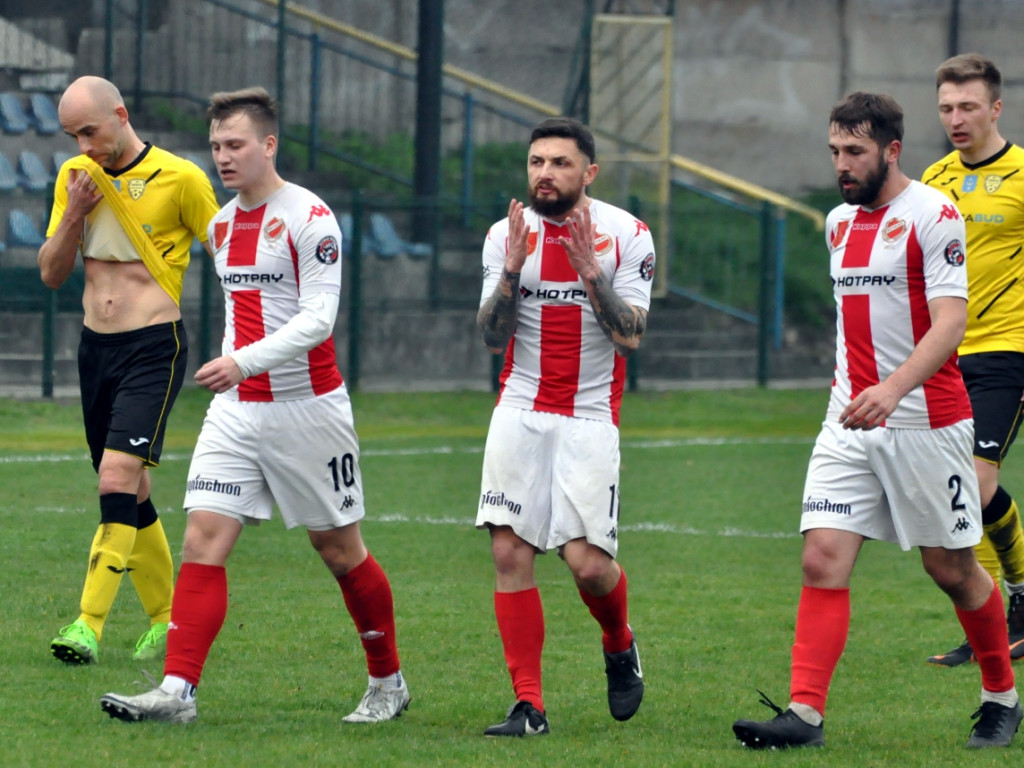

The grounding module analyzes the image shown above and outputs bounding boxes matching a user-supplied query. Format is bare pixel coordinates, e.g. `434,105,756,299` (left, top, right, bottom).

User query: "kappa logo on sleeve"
316,236,340,265
307,204,332,222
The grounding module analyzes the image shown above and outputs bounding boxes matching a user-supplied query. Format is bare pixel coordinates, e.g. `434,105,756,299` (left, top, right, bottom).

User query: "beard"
837,154,889,206
529,184,583,218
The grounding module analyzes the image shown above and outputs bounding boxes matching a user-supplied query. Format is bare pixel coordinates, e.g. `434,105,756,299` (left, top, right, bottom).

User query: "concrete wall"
54,1,1024,196
295,0,1024,195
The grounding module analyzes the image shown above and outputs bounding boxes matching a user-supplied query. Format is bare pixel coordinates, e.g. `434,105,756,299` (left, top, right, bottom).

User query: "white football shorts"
183,386,365,531
800,418,981,550
476,405,622,556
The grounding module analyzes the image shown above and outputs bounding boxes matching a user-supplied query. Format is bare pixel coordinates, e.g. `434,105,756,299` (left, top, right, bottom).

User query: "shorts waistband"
80,319,185,346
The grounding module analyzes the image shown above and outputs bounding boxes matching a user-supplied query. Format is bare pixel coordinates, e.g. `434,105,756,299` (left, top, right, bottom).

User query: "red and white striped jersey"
480,199,655,425
824,180,971,428
208,183,343,402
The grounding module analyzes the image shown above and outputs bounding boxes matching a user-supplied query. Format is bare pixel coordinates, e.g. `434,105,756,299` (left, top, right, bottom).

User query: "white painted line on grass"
21,507,798,540
0,435,814,465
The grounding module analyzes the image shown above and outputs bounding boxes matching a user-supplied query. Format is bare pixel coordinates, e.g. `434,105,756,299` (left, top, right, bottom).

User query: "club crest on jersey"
316,236,339,264
128,179,146,200
639,253,655,282
984,175,1003,194
264,217,285,242
881,217,907,243
594,232,613,257
944,239,965,266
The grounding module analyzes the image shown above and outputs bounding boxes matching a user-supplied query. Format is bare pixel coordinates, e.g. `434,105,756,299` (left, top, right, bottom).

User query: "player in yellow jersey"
922,54,1024,667
39,76,219,666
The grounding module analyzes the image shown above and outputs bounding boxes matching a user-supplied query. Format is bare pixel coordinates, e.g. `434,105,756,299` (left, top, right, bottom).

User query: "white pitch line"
20,507,798,540
0,435,813,465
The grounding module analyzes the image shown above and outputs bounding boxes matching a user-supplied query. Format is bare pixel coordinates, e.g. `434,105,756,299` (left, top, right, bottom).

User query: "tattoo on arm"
478,267,521,351
588,273,647,357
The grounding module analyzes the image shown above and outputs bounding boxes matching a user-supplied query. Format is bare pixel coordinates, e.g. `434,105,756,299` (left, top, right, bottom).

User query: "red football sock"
958,583,1016,694
337,553,400,678
163,562,228,687
495,588,545,712
578,567,633,653
789,586,850,716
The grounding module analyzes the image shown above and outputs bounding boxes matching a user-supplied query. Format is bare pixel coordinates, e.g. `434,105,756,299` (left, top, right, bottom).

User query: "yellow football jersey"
48,143,219,304
922,143,1024,354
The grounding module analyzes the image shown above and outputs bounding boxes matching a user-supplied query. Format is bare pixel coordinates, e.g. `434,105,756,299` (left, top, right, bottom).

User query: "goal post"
586,14,673,297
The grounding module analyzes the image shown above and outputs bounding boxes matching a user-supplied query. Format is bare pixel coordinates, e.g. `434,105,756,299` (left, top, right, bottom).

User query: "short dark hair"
207,86,279,138
936,53,1002,103
829,91,904,149
530,117,596,163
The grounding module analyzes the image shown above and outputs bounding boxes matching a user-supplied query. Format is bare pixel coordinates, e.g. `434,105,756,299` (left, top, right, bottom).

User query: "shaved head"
58,75,141,170
59,76,124,117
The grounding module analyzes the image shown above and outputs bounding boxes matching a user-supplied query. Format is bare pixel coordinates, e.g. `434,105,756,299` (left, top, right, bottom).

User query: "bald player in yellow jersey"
922,54,1024,667
39,76,219,666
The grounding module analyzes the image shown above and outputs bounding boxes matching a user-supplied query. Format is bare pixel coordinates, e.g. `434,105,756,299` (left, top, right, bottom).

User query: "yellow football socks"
127,517,174,624
985,497,1024,586
78,522,136,640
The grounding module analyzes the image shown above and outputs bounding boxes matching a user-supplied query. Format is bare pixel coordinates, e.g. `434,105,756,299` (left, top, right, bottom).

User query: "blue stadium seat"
0,153,18,193
339,212,383,259
17,151,51,192
27,93,60,135
52,150,74,175
369,212,433,261
8,209,45,248
0,92,31,134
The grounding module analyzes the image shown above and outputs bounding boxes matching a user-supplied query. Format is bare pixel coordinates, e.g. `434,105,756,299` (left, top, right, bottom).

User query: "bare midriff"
82,258,180,333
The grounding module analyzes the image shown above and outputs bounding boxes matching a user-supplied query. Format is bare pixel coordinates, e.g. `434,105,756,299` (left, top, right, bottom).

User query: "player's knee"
923,549,977,597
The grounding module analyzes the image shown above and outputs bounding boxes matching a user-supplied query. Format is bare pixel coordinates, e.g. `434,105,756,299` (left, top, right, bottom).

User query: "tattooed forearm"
478,268,521,352
588,273,647,357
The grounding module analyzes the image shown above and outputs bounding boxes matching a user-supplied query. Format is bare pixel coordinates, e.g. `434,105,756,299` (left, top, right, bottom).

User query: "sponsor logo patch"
639,253,655,282
944,239,965,266
316,236,340,264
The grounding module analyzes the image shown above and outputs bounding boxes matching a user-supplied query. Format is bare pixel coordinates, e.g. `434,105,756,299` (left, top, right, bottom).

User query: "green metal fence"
0,0,831,396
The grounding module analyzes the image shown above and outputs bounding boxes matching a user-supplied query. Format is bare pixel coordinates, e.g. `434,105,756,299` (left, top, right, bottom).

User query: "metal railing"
0,0,834,395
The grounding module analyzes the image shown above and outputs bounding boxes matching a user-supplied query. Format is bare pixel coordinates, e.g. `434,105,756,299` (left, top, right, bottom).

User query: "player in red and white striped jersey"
733,92,1020,750
476,117,653,736
102,87,408,726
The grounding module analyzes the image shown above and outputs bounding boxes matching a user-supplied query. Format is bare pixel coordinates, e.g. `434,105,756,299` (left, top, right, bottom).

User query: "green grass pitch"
0,387,1018,767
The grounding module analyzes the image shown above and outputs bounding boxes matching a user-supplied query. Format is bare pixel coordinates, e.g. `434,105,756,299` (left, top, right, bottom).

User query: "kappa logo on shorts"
338,495,355,510
950,516,973,534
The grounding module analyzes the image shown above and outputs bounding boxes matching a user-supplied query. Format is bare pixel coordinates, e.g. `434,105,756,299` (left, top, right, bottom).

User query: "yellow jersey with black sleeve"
47,143,219,305
922,142,1024,354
